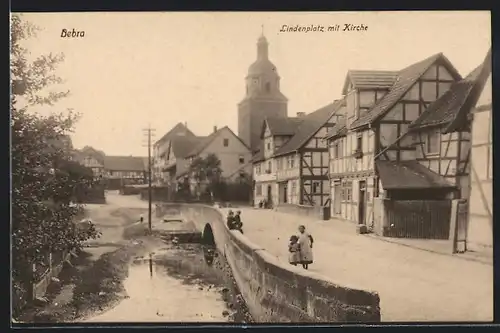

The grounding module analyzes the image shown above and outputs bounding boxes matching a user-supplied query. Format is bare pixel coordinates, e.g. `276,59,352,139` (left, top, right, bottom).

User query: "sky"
16,11,491,156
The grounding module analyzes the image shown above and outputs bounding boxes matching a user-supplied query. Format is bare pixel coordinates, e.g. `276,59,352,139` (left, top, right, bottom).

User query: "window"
343,181,352,201
223,138,229,147
239,156,245,164
256,185,262,196
356,135,363,152
267,161,272,173
425,130,440,154
421,81,437,101
265,82,271,93
256,165,261,175
333,143,339,159
267,142,271,150
312,181,320,194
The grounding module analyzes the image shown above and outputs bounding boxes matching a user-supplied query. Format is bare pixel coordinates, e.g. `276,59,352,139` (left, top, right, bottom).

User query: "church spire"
257,28,269,60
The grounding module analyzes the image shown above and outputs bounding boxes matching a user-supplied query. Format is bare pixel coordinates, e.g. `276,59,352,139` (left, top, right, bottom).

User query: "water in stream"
85,244,251,323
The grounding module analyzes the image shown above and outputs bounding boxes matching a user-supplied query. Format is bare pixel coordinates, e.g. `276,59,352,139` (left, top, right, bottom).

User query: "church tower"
238,32,288,153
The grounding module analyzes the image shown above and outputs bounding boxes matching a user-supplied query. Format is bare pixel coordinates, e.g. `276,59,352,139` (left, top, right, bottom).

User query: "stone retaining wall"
155,203,381,322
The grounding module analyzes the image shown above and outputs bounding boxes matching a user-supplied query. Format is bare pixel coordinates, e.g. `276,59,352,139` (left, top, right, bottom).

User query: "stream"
84,244,252,323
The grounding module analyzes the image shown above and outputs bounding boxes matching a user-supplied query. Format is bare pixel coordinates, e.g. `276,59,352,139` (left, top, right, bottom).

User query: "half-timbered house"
327,54,463,225
252,102,343,207
252,117,302,206
466,49,493,252
153,122,196,184
74,146,106,179
411,49,492,251
162,134,206,194
407,56,491,201
273,102,344,206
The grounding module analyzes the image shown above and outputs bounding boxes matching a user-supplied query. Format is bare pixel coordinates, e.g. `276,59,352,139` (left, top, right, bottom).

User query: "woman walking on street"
297,225,314,270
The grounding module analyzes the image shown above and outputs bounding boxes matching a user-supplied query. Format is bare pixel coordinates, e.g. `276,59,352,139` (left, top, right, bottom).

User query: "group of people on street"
288,225,314,270
226,210,244,234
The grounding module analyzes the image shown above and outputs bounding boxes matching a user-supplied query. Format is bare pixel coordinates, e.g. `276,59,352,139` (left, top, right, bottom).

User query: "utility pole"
142,125,156,234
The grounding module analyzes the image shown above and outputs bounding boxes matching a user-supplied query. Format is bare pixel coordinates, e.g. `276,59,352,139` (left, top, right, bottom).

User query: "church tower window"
265,82,271,93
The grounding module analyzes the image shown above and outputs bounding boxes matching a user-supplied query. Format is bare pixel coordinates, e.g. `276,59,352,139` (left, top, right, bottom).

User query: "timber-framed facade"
252,102,342,207
327,54,466,225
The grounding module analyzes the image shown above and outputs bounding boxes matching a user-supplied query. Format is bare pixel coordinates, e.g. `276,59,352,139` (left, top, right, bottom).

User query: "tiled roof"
74,146,105,164
342,70,399,95
376,160,456,190
273,100,344,157
444,48,492,134
264,117,302,136
409,82,475,129
410,48,491,132
171,136,206,159
324,118,347,140
186,126,250,158
251,148,265,163
154,122,196,146
104,156,147,172
350,53,462,130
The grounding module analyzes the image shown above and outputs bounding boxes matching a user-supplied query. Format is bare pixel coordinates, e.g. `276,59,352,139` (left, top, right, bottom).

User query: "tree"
188,153,223,200
11,14,100,303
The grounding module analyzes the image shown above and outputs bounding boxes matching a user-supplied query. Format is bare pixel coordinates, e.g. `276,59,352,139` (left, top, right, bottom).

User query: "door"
334,185,341,215
358,180,366,225
283,183,288,203
267,185,272,206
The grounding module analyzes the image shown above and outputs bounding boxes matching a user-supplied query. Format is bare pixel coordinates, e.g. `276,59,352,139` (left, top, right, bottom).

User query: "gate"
384,200,452,239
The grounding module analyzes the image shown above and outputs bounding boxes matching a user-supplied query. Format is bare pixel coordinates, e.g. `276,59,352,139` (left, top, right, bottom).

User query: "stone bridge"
156,203,381,323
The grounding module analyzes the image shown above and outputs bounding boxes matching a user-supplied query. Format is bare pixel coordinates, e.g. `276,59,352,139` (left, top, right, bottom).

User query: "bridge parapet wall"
156,203,381,322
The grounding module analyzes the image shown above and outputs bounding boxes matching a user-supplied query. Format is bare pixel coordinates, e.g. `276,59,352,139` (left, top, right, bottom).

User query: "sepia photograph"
10,11,492,324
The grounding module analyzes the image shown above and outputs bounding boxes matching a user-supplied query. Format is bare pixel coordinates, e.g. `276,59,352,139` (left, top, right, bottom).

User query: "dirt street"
221,207,493,322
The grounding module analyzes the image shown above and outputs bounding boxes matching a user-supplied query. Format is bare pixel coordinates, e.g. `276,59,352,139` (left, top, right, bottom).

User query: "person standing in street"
288,235,300,266
297,225,314,270
139,214,144,223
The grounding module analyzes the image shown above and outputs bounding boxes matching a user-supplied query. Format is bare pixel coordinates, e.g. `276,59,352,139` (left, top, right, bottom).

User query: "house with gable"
153,122,197,184
162,134,206,191
103,155,147,188
183,126,252,194
465,49,492,253
252,116,302,206
327,53,463,226
73,146,106,179
406,48,492,250
253,101,343,208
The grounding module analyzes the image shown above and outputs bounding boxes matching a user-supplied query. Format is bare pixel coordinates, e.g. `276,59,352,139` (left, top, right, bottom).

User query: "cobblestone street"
221,207,493,322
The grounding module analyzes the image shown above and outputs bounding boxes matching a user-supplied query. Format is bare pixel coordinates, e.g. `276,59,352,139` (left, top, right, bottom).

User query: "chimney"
296,112,306,118
213,125,218,133
184,122,188,128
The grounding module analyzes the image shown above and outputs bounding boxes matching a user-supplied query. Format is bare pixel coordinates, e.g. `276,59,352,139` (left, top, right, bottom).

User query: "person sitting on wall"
226,210,236,230
233,210,244,234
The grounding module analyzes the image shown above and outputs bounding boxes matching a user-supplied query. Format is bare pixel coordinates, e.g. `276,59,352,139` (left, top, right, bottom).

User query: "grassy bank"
22,244,141,323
